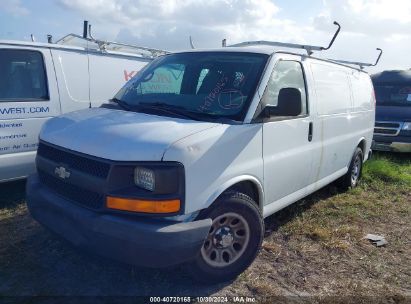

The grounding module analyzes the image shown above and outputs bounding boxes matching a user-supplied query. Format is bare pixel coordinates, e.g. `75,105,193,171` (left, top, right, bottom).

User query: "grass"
275,153,410,246
0,152,410,301
238,152,411,300
363,153,411,185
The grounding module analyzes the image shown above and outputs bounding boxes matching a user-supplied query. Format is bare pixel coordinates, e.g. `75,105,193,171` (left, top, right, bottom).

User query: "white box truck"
27,22,378,282
0,31,167,182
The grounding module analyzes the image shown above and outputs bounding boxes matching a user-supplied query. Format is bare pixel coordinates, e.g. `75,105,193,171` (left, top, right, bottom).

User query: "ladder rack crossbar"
228,40,324,53
328,59,373,68
56,34,170,58
225,21,341,55
327,48,383,69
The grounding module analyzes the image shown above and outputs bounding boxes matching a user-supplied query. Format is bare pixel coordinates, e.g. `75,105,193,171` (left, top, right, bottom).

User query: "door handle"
308,122,313,142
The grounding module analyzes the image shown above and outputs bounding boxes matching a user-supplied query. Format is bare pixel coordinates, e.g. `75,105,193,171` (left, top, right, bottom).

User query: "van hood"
40,108,219,161
376,105,411,122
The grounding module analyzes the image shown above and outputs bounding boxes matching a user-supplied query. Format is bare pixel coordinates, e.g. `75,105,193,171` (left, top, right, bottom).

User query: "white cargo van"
0,34,166,182
27,28,376,282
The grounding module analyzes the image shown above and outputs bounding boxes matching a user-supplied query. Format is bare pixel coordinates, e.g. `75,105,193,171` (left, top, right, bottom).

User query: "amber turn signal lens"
106,197,180,214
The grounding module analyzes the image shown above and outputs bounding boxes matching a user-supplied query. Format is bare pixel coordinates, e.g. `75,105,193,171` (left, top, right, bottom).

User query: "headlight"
134,167,155,191
107,162,184,214
402,122,411,131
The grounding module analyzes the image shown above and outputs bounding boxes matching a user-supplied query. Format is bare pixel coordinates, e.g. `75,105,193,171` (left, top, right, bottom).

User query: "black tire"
187,191,264,283
337,147,363,191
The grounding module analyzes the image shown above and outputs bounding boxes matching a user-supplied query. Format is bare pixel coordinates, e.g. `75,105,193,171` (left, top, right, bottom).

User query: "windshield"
113,52,268,121
374,83,411,107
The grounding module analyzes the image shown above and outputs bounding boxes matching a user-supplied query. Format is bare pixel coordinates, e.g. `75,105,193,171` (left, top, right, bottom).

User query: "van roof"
372,70,411,83
0,39,155,60
0,39,84,50
172,47,367,73
0,39,367,73
173,47,275,55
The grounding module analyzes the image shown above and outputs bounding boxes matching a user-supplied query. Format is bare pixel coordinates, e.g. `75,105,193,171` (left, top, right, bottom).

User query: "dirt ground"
0,155,410,303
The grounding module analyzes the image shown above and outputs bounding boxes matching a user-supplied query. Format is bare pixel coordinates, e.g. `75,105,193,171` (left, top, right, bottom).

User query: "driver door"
262,56,314,210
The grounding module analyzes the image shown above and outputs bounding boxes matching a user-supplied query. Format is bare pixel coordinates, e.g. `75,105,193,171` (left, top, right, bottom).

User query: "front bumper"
26,174,211,268
372,135,411,153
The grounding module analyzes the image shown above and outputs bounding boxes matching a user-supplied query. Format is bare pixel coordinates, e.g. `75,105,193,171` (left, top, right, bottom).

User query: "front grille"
374,121,401,136
375,122,400,128
374,128,398,135
38,143,110,178
39,170,104,210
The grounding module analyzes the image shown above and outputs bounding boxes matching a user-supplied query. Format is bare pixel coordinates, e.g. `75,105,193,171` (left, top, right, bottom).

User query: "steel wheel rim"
351,155,361,185
201,212,250,268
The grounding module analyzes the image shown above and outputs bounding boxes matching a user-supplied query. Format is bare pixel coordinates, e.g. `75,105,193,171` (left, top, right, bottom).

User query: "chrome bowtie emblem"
55,166,71,179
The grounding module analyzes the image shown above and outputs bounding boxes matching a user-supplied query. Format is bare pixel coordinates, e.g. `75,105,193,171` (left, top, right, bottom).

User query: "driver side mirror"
263,87,302,117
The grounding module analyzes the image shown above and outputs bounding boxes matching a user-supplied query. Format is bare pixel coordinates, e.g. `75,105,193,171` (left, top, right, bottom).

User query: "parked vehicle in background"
371,70,411,152
0,32,167,182
27,23,377,282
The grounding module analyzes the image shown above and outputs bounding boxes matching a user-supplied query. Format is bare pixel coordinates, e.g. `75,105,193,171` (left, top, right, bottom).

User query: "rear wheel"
337,147,363,190
188,191,264,283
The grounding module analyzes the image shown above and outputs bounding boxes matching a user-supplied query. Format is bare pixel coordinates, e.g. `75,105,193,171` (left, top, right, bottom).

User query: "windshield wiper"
110,98,132,111
110,100,237,123
138,102,203,121
140,102,240,123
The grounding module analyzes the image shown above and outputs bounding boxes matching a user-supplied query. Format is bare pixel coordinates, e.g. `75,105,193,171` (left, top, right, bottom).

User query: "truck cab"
371,70,411,152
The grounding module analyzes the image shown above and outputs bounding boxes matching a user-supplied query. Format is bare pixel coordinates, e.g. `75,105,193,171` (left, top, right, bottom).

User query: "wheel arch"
204,175,264,211
356,137,367,161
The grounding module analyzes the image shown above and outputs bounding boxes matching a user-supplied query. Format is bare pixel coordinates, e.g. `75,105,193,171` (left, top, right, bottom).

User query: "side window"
136,64,185,94
0,50,48,101
261,60,307,115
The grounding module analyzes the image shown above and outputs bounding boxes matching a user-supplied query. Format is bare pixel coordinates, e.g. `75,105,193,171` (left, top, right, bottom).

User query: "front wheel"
188,191,264,283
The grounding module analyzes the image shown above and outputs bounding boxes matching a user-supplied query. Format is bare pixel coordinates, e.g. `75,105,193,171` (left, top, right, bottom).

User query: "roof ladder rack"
56,20,170,58
328,48,383,69
223,21,341,55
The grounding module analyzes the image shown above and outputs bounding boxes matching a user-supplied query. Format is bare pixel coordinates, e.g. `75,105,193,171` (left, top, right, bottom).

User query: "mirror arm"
260,105,275,118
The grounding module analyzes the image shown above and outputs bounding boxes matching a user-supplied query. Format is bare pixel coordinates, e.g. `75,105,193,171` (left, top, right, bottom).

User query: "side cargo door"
309,62,354,182
261,55,314,214
0,46,60,181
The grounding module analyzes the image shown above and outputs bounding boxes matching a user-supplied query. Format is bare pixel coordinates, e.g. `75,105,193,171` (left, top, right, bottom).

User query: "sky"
1,0,411,73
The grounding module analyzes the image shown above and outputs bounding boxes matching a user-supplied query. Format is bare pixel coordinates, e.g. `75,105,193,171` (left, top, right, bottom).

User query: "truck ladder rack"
224,21,341,55
328,48,383,69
